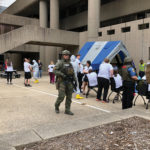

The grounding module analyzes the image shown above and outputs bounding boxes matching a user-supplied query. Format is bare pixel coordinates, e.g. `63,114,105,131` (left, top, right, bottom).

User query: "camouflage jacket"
54,59,76,83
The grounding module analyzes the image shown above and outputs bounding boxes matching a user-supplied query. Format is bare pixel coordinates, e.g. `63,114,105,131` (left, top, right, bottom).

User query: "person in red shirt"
4,59,8,70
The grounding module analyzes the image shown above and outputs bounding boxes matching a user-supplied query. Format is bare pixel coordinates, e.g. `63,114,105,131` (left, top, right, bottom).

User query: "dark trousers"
38,70,42,78
139,71,145,78
78,72,84,92
7,71,13,83
49,72,55,83
97,77,109,100
122,81,135,109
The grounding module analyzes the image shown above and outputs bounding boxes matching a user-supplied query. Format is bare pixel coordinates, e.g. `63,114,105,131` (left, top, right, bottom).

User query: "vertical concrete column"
39,0,48,70
50,0,59,29
49,0,60,65
39,0,48,27
88,0,100,41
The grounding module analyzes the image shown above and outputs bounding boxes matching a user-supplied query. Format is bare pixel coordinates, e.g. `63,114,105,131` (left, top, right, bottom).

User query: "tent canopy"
79,41,129,70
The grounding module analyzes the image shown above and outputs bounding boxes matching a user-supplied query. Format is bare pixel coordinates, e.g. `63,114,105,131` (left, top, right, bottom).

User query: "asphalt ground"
0,75,150,149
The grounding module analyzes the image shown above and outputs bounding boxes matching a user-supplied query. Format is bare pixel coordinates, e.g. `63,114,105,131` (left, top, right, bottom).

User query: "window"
98,32,102,36
69,25,87,32
107,29,115,35
121,27,131,33
137,12,146,19
138,23,149,30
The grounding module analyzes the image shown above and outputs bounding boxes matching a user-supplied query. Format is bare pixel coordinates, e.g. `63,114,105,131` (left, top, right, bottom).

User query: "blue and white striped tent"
79,41,129,70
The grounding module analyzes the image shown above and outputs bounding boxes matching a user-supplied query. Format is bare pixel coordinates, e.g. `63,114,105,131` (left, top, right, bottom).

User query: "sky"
0,0,16,7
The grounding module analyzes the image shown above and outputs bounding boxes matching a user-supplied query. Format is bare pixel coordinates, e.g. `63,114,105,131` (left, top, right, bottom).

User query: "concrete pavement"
0,76,150,149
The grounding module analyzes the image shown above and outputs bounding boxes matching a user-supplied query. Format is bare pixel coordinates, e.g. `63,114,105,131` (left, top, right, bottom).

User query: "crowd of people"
53,51,150,113
2,52,150,115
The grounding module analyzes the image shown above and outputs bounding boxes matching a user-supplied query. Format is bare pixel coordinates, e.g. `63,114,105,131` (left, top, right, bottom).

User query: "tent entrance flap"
79,41,129,70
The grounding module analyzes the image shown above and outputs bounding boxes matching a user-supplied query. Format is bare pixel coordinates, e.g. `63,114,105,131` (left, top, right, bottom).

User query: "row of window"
101,11,150,28
60,0,116,19
98,23,150,36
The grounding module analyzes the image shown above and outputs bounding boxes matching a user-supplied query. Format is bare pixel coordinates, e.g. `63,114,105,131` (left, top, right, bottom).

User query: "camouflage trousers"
55,81,73,111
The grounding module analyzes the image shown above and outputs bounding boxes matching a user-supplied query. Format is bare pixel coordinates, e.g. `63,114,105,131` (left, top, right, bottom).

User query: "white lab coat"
32,60,39,79
70,55,80,94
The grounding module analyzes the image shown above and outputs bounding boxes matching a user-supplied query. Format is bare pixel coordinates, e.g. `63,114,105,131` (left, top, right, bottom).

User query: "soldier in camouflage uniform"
54,50,76,115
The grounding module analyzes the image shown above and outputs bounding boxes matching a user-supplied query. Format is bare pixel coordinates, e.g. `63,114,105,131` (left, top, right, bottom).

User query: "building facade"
0,0,150,70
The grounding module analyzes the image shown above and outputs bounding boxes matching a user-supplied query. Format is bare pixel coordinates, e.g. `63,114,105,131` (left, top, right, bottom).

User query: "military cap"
62,50,71,55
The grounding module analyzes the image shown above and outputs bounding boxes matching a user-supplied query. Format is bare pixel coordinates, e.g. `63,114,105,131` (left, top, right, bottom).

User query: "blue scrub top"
128,67,136,77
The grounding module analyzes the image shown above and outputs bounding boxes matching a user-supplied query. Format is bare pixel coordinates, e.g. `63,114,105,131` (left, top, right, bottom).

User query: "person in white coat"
70,55,84,99
32,60,39,83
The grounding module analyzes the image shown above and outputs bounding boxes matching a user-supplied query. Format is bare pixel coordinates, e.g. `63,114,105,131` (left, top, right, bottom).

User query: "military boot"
65,110,74,115
55,105,60,114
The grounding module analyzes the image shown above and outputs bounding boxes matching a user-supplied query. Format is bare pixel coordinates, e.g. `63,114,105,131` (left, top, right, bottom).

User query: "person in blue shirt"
121,57,138,109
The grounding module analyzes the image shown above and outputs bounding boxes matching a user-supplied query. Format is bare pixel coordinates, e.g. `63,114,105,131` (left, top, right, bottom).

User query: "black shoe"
65,111,74,115
105,100,109,103
103,100,109,103
55,108,59,114
27,84,32,87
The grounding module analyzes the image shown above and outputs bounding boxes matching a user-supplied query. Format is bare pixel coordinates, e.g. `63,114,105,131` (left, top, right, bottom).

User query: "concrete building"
0,0,150,70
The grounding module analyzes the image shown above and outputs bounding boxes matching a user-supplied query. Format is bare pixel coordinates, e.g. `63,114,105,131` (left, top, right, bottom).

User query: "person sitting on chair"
87,69,98,87
113,70,123,100
86,69,98,98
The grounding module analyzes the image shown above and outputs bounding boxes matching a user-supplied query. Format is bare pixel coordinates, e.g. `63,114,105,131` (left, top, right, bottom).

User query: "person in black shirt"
38,59,42,78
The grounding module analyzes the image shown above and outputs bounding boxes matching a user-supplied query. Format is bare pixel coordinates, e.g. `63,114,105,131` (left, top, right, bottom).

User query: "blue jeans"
38,70,42,78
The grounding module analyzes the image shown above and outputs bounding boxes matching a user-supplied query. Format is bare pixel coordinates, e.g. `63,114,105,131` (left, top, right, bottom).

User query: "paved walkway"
0,76,150,150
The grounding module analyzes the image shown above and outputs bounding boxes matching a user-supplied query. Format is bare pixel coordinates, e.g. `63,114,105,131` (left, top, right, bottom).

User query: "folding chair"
86,85,98,98
108,77,122,103
133,80,147,109
145,85,150,109
146,101,150,109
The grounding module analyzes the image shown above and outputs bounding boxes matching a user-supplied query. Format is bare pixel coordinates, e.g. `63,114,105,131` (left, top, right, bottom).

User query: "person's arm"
29,65,32,71
110,64,114,77
39,63,42,68
77,63,80,73
53,62,65,78
128,68,138,81
110,69,114,77
83,68,88,74
31,63,36,68
83,66,91,74
132,76,138,80
48,66,49,72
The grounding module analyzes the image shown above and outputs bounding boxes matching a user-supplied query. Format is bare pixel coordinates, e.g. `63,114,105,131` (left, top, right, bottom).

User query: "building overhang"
3,0,37,15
